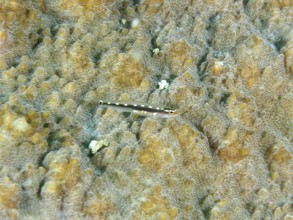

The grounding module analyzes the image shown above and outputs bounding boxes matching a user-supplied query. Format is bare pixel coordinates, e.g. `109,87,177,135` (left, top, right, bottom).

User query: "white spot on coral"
89,139,109,154
130,49,143,62
215,61,224,67
158,80,169,90
152,48,160,55
132,18,140,28
121,19,127,25
12,117,30,132
210,206,220,216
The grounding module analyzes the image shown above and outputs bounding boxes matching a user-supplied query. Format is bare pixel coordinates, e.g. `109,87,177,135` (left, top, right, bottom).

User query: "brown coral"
0,0,45,62
138,119,175,171
110,54,150,89
165,40,198,75
47,0,111,19
0,103,49,168
133,185,177,219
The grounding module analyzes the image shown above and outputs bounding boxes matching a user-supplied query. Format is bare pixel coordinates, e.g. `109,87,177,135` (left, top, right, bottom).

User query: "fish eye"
99,100,103,104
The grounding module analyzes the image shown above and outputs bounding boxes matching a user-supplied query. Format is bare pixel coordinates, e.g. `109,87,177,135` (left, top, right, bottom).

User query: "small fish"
98,100,179,118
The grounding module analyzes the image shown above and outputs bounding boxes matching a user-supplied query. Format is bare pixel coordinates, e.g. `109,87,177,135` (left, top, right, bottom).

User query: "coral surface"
0,0,292,219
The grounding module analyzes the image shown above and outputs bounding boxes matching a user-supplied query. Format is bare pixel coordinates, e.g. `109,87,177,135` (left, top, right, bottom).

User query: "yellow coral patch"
0,183,19,209
138,135,168,170
83,194,115,218
266,145,292,164
142,0,165,14
165,40,195,74
47,157,81,194
133,185,177,219
51,0,111,18
110,55,149,89
218,143,249,163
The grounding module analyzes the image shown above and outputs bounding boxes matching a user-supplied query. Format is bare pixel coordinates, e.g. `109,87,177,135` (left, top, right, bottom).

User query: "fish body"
98,100,179,118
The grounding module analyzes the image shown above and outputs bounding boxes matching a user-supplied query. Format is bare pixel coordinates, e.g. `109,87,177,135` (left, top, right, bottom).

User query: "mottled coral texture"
0,0,292,219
